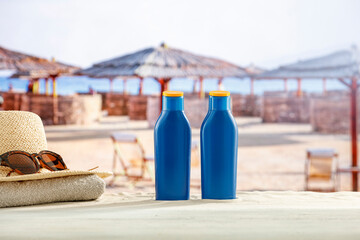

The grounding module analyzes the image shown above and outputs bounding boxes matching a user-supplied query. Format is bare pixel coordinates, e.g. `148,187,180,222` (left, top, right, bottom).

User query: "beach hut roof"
245,63,266,76
0,45,79,79
257,46,360,79
77,43,247,79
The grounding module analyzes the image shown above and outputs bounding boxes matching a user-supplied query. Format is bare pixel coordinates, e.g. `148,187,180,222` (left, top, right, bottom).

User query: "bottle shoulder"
201,110,237,130
155,111,191,130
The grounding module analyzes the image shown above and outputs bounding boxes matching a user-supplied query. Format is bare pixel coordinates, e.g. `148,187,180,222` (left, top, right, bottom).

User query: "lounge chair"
191,141,201,188
305,148,339,192
110,132,201,188
109,133,154,186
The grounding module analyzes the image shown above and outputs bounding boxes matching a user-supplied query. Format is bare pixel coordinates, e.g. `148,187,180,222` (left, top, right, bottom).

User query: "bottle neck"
209,96,231,110
162,96,184,111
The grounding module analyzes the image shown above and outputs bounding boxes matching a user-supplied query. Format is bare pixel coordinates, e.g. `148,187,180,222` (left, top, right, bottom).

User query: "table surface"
1,191,360,240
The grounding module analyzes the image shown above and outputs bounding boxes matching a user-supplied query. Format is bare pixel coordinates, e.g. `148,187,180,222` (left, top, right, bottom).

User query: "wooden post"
157,78,171,112
123,79,127,95
36,78,40,94
51,76,57,97
34,79,39,94
250,78,254,96
109,78,114,93
218,78,223,90
158,78,165,113
350,77,358,191
45,78,50,96
165,78,171,91
193,79,197,93
199,77,204,99
8,81,13,92
296,78,302,97
323,78,327,95
138,77,143,96
37,79,41,94
339,77,359,191
32,79,36,94
284,78,288,93
32,78,39,94
50,75,58,125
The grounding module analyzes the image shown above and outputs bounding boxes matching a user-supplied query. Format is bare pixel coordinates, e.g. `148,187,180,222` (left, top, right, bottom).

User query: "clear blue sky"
0,0,359,69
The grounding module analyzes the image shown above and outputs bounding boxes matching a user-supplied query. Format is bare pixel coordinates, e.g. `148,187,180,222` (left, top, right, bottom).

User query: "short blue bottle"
201,91,238,199
154,91,191,200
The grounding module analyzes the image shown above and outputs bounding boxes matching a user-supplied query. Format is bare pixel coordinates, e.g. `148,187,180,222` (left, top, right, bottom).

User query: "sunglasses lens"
40,153,67,171
7,154,38,174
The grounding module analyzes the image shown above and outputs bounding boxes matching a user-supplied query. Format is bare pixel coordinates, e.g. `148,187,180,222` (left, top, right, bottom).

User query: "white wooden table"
1,191,360,239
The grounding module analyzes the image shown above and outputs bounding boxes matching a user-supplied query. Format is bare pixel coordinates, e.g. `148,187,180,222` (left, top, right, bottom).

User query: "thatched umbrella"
77,43,247,110
256,45,360,191
244,64,265,95
0,45,79,96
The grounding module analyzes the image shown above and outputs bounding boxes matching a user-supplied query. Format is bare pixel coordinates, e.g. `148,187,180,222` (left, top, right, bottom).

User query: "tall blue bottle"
201,91,238,199
154,91,191,200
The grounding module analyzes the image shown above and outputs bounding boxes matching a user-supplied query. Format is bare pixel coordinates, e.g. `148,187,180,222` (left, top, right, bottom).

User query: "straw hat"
0,111,112,182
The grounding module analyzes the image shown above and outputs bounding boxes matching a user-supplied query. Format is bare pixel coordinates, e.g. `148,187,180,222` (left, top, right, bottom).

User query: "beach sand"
45,116,355,193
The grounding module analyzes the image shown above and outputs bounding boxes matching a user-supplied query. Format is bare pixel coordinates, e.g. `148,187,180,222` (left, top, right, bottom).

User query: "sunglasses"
0,150,68,176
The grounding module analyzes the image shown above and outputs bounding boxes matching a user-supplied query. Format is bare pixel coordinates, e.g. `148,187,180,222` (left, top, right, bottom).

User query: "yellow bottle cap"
163,91,184,97
209,91,230,97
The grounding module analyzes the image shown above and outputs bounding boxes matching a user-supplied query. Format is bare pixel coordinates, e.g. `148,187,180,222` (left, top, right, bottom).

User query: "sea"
0,76,348,95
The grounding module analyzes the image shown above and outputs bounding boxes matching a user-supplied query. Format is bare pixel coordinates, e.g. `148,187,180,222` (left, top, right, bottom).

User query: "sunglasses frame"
0,150,67,176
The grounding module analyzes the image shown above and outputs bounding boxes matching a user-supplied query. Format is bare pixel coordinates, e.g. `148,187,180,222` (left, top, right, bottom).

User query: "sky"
0,0,360,69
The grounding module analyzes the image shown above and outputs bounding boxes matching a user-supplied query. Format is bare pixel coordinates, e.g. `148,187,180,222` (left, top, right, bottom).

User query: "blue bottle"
201,91,238,199
154,91,191,200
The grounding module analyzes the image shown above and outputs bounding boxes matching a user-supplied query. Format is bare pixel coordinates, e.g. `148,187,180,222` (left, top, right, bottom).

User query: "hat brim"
0,167,112,182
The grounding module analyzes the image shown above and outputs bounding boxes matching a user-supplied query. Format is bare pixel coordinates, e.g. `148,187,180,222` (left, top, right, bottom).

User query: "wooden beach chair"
305,148,339,192
191,141,200,168
191,140,201,188
109,133,154,186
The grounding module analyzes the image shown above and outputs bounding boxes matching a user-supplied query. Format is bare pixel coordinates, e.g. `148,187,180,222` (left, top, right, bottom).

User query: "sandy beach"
1,1,359,239
45,116,355,193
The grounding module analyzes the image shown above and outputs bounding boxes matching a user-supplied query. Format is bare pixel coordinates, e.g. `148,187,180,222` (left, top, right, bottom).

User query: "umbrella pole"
35,78,40,94
32,78,39,94
165,79,170,91
284,78,288,93
31,79,36,94
52,76,57,97
45,78,50,96
157,78,171,112
250,78,254,96
109,78,114,93
123,79,127,95
139,77,143,96
350,77,358,191
193,79,197,93
199,77,204,99
158,78,164,113
51,75,58,125
296,78,302,97
218,78,223,90
323,78,327,96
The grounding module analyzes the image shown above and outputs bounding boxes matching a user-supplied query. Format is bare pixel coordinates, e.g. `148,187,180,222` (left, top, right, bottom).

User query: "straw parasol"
0,45,79,95
256,46,360,95
244,64,266,95
0,45,79,125
256,45,360,191
77,43,247,110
